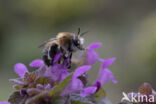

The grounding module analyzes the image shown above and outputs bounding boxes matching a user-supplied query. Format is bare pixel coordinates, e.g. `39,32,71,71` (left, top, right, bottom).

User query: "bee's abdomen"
42,55,51,66
49,44,57,58
42,43,60,66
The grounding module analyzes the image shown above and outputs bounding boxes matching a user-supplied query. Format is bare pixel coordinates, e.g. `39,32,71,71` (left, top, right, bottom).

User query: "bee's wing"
38,38,57,48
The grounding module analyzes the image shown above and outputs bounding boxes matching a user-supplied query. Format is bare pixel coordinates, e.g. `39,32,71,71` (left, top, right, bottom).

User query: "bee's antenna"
80,30,88,36
77,27,81,35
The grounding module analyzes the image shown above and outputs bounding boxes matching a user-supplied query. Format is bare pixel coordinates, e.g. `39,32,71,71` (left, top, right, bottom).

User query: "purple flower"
93,58,117,92
8,42,118,104
94,81,101,92
101,57,116,68
53,53,62,63
0,102,10,104
60,65,91,96
87,42,102,50
85,43,102,65
45,64,69,82
29,59,44,68
43,53,71,82
80,86,97,97
97,59,117,84
60,78,83,96
97,67,116,85
14,63,28,78
73,65,91,78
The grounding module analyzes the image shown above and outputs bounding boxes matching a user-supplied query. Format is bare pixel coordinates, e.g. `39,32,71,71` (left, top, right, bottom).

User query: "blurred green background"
0,0,156,103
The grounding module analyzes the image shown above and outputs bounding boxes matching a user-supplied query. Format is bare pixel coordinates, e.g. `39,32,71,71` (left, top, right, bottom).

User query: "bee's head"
72,28,88,50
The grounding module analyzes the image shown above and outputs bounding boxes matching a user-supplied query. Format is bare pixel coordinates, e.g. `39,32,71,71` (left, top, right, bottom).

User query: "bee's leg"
66,52,72,69
69,52,72,59
58,47,64,64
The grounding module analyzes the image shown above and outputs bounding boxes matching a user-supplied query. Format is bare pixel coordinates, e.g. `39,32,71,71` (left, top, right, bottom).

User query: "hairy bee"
39,28,88,68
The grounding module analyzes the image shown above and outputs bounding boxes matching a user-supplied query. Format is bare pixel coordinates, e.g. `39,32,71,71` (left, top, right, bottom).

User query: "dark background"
0,0,156,103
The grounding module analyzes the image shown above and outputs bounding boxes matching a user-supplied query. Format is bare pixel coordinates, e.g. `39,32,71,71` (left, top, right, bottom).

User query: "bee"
39,28,88,68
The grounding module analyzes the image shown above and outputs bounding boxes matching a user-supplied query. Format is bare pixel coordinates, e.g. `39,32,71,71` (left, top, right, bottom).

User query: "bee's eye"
73,39,80,46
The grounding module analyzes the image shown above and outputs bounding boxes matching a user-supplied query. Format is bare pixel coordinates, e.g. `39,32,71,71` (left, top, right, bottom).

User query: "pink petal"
14,63,28,78
86,50,99,65
80,86,97,97
59,70,70,82
96,58,117,84
87,43,102,50
0,102,10,104
61,65,91,96
98,58,105,62
29,59,44,68
85,43,102,65
53,53,62,63
71,78,84,91
102,57,116,69
60,78,83,96
97,68,117,84
73,65,91,78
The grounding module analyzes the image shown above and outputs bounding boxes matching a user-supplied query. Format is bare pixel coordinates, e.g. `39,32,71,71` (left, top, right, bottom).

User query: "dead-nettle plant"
0,43,117,104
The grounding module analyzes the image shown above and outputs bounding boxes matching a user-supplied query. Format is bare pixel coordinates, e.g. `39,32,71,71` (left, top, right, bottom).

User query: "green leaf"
71,101,88,104
95,88,106,101
8,91,25,104
26,74,72,104
13,84,23,90
30,77,50,88
25,93,44,104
